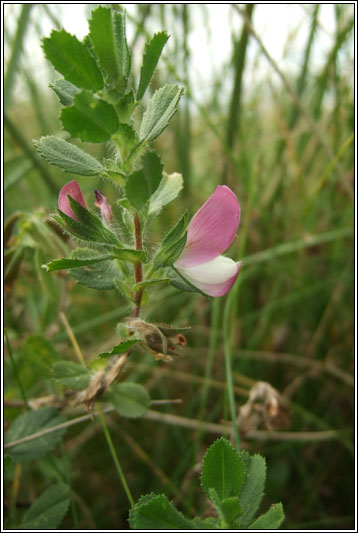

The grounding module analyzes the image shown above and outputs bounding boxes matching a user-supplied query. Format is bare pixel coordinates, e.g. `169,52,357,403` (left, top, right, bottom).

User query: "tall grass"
4,4,354,529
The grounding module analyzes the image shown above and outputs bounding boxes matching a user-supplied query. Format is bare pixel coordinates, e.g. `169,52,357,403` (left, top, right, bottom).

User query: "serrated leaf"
190,517,219,529
137,32,169,101
49,79,80,106
98,339,140,359
238,453,267,528
56,196,120,245
112,122,138,161
52,361,91,390
42,29,103,91
139,85,183,142
5,407,66,462
33,136,104,176
88,6,131,92
43,254,113,272
70,249,123,290
129,493,194,529
148,172,183,216
248,503,285,529
201,437,245,501
61,91,119,143
125,169,149,211
142,150,163,195
220,496,242,525
20,483,71,530
109,382,150,418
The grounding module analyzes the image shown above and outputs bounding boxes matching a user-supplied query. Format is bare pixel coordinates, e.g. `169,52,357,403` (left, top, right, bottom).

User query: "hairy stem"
132,213,144,317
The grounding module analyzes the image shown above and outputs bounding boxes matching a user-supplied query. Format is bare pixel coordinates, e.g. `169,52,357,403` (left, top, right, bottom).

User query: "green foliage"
33,136,104,176
137,32,169,101
129,438,284,529
69,249,124,290
42,29,103,91
154,211,189,267
148,172,183,216
5,407,66,462
98,340,140,359
139,85,183,142
52,361,91,390
129,493,194,529
201,437,245,500
20,335,59,379
61,91,119,143
49,79,80,106
88,6,131,93
19,483,71,529
55,196,120,246
108,382,150,418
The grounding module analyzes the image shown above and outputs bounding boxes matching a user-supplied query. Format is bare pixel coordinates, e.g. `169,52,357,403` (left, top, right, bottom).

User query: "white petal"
175,255,238,284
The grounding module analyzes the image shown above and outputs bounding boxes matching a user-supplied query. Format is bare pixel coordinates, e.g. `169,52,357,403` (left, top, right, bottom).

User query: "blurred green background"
4,4,354,530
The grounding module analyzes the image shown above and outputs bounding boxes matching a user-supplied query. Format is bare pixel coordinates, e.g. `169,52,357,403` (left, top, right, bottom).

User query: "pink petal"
175,185,240,267
94,190,113,222
58,180,88,220
176,257,242,297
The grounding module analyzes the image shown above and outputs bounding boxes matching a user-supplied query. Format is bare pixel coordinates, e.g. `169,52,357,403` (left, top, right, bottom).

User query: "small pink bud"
94,190,113,222
58,180,88,220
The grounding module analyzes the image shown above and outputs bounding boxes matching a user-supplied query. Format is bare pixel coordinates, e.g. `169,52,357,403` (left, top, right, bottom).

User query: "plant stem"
96,405,134,506
223,290,241,450
5,329,29,410
132,213,143,317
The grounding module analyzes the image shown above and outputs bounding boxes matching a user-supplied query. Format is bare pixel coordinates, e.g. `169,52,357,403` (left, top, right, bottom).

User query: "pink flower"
94,190,113,222
58,180,88,220
174,185,241,297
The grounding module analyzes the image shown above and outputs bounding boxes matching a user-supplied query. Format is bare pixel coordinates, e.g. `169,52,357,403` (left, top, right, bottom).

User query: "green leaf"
139,84,183,142
56,196,120,245
98,339,140,359
129,493,194,529
61,91,119,143
42,29,103,91
148,172,183,216
43,254,114,272
109,382,150,419
137,32,169,101
20,335,59,379
114,248,147,264
33,136,104,176
112,122,138,161
169,267,209,297
52,361,91,390
238,453,267,528
154,211,189,267
190,517,219,529
201,437,245,501
20,483,71,529
142,150,163,195
70,249,123,290
88,6,131,92
5,407,66,462
49,79,80,106
133,278,170,292
125,169,149,211
248,503,285,529
220,496,242,525
115,90,137,123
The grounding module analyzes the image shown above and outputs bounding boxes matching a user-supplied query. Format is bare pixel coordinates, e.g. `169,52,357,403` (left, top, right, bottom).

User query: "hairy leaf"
20,483,71,530
248,503,285,529
139,85,183,142
98,340,140,359
137,32,169,100
129,493,194,529
33,136,104,176
61,91,119,142
49,79,80,106
238,453,266,527
148,172,183,216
